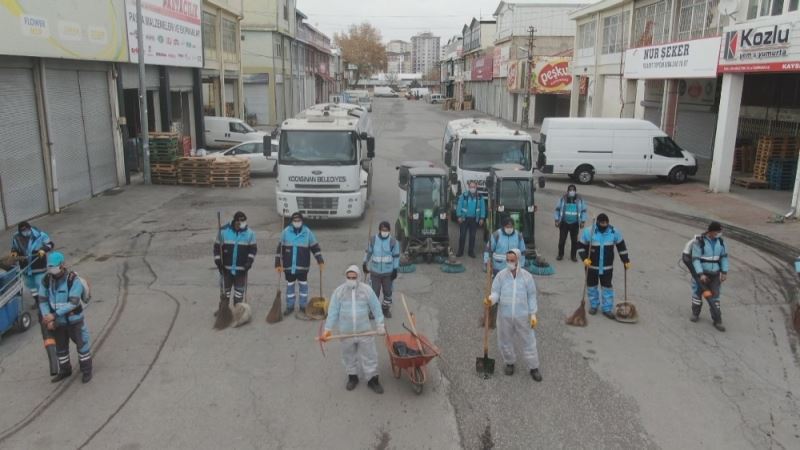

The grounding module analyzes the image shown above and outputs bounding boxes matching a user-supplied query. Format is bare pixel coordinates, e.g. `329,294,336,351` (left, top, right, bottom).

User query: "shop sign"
531,57,572,94
624,37,721,79
471,54,494,81
126,0,203,67
719,17,800,73
493,45,510,78
507,60,520,90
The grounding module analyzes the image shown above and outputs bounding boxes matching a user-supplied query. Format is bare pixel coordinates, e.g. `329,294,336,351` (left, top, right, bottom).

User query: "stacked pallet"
149,132,180,163
150,162,178,185
753,136,799,181
177,157,214,186
767,159,798,190
732,145,755,173
210,156,250,188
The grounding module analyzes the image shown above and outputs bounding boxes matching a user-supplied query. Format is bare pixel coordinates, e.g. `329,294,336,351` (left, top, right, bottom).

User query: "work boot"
504,364,514,376
456,250,464,257
51,370,72,383
284,306,294,316
367,376,384,394
603,311,616,320
556,254,564,261
82,371,92,384
346,375,359,391
713,322,726,332
689,314,699,322
589,307,598,315
299,306,306,315
530,368,543,382
571,256,578,262
382,306,392,319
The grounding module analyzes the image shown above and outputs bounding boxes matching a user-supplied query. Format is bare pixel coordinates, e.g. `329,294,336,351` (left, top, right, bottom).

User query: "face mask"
597,224,608,232
568,191,576,198
238,221,247,229
48,267,61,276
292,221,302,229
504,227,514,235
346,279,358,288
716,232,722,239
380,231,390,238
507,262,517,271
469,188,477,194
21,230,31,237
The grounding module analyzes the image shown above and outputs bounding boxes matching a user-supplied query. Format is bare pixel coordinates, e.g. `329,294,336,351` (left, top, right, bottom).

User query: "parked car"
204,116,268,150
539,118,698,184
427,93,443,104
222,140,275,175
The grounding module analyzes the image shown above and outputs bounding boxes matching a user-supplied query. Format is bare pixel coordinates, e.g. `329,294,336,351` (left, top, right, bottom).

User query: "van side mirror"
445,141,453,151
270,128,279,139
444,150,452,167
538,177,546,189
367,136,375,158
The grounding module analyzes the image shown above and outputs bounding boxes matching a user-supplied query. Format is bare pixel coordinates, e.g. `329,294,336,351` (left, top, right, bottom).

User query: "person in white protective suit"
321,265,386,393
484,249,543,381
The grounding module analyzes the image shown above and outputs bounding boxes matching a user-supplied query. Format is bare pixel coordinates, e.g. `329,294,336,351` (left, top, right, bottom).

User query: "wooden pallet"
756,136,800,161
732,177,769,189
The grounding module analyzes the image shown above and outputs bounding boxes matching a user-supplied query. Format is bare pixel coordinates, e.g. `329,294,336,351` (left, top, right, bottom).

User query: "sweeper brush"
440,256,465,274
526,255,555,276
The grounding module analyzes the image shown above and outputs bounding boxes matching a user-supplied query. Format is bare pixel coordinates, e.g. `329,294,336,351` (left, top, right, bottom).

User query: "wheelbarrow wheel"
412,367,424,395
16,312,32,332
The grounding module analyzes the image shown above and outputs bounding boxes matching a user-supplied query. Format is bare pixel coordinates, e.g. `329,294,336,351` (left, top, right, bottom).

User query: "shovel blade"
475,355,495,376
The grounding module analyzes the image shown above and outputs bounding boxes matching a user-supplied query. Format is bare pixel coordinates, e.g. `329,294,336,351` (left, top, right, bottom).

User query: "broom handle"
624,265,627,302
582,217,596,303
217,211,225,299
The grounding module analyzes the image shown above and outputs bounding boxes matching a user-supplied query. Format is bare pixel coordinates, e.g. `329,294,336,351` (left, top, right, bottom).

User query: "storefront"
624,37,722,166
709,16,800,216
531,56,574,125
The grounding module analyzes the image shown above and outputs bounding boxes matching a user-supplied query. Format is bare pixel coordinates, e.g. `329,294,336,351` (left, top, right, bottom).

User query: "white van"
374,86,399,98
427,93,443,104
204,116,268,150
539,118,698,184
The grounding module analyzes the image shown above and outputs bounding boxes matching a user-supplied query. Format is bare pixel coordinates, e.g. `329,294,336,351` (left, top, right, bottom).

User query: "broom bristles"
214,302,233,329
266,289,283,323
566,300,587,327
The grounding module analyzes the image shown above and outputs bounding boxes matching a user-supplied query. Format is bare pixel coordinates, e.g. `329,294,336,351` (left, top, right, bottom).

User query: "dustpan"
306,267,328,320
615,269,639,324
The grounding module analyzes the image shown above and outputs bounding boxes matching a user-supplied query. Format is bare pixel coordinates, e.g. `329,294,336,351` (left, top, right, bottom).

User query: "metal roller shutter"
0,67,49,227
244,83,269,126
674,110,717,159
168,67,193,89
46,68,93,205
79,70,117,194
644,106,661,127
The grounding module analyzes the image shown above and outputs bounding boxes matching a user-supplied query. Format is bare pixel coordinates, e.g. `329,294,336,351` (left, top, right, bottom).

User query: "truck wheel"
574,165,594,185
668,166,688,184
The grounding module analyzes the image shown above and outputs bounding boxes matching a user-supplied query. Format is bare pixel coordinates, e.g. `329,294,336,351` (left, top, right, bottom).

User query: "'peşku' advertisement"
125,0,202,67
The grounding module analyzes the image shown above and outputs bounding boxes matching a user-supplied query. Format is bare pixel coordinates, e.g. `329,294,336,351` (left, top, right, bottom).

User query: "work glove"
458,217,464,224
320,330,332,342
555,221,559,228
720,273,727,282
583,258,592,267
478,219,484,226
362,263,370,275
530,314,538,329
244,262,252,271
37,250,46,258
10,251,18,258
699,274,709,284
319,262,325,272
483,296,493,307
47,321,56,331
275,266,284,273
624,262,631,270
377,324,386,335
391,269,397,280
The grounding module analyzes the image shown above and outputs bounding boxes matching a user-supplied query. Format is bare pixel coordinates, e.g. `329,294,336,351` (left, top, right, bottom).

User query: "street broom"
614,269,639,324
213,212,233,330
566,218,595,328
266,213,286,324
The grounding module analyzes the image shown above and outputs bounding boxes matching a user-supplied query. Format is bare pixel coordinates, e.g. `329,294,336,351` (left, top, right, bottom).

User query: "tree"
334,23,387,88
384,72,399,87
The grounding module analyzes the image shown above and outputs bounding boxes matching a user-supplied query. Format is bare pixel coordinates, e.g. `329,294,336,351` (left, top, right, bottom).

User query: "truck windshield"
410,177,444,211
460,140,532,171
279,131,357,165
498,179,532,210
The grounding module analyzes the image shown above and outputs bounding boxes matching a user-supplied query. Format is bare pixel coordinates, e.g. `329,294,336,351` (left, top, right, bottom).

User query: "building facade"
201,0,244,119
411,32,441,75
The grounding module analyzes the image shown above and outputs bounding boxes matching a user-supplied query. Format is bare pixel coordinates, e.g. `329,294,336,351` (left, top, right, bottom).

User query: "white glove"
377,323,386,335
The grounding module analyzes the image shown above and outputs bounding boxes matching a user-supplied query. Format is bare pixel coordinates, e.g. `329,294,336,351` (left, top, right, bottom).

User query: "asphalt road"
1,98,798,450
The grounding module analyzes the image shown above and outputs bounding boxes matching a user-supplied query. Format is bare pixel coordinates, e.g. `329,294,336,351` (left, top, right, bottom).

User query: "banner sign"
493,45,510,78
624,36,721,79
531,57,573,94
719,17,800,73
471,54,493,81
126,0,203,67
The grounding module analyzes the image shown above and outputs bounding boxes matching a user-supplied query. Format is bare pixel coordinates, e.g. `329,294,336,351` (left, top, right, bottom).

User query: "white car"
223,140,275,175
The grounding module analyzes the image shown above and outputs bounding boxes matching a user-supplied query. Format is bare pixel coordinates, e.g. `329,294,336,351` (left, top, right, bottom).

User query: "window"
230,122,254,133
578,21,597,49
232,143,259,154
601,11,630,54
791,0,799,12
459,140,532,171
279,131,357,164
203,11,217,61
772,0,785,14
653,137,684,158
283,1,288,20
632,0,672,47
222,18,237,63
676,0,718,41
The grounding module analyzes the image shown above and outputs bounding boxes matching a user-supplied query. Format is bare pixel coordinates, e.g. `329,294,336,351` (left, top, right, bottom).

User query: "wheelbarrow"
0,266,32,341
385,295,440,395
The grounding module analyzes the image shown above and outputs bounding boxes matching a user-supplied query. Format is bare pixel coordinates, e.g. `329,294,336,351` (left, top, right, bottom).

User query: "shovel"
615,268,639,324
475,303,495,378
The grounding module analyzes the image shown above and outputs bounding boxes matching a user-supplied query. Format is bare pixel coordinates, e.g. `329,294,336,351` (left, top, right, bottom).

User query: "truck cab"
272,103,375,219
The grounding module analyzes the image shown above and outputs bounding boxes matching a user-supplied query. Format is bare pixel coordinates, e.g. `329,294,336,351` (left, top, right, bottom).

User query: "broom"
214,212,234,330
266,212,286,324
566,218,594,327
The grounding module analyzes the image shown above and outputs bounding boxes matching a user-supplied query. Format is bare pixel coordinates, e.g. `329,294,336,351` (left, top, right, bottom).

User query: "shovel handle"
316,331,380,342
483,303,490,356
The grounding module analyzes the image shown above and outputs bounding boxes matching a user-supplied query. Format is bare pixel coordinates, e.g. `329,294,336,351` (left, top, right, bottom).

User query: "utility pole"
523,26,536,128
136,0,151,184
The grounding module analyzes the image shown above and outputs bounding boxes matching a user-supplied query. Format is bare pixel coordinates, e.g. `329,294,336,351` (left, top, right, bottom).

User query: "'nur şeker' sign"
531,57,572,94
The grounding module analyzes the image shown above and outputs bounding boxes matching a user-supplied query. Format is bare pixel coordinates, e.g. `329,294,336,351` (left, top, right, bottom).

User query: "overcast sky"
296,0,592,43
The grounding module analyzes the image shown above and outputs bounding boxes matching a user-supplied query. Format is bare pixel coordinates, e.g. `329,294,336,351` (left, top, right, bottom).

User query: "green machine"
395,161,450,262
484,163,545,258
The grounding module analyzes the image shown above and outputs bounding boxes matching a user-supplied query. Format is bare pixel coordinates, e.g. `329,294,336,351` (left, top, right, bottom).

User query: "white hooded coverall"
489,267,540,370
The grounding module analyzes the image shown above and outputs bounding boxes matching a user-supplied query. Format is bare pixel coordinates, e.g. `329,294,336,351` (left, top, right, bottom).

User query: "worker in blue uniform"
362,221,400,318
275,212,324,316
455,180,486,258
690,221,730,332
10,221,54,309
214,211,257,309
484,216,526,276
577,213,631,319
553,185,587,261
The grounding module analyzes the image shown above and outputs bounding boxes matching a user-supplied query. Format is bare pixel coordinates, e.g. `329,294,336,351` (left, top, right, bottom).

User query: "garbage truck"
270,103,375,219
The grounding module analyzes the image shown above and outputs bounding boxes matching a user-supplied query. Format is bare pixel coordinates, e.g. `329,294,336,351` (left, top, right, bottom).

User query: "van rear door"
611,130,650,175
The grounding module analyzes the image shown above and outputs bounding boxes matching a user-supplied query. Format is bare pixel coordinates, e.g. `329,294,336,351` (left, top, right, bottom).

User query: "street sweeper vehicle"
269,103,375,219
394,161,451,262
